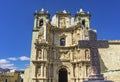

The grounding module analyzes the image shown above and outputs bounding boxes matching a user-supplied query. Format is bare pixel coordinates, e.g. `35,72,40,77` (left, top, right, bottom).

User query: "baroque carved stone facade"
24,8,120,82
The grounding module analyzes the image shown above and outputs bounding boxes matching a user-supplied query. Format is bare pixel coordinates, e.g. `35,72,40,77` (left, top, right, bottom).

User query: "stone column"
41,63,44,77
72,64,75,82
34,16,37,28
84,65,87,79
44,64,46,78
44,26,46,41
41,49,43,60
76,64,79,82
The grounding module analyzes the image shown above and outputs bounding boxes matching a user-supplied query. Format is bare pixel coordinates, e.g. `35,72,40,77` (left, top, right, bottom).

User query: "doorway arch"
59,68,68,82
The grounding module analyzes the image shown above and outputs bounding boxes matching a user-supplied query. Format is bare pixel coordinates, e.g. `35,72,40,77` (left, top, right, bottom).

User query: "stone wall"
99,40,120,82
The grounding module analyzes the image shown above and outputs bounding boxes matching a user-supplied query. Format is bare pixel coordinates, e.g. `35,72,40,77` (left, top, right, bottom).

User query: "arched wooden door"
59,68,68,82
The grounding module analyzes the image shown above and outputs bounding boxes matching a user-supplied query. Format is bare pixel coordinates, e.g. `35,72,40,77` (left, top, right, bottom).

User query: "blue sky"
0,0,120,70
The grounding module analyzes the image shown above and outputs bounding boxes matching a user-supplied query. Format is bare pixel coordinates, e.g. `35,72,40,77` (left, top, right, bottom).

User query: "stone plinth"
83,80,113,82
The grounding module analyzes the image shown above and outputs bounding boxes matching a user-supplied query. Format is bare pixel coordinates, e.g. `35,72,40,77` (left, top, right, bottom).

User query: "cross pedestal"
78,30,112,82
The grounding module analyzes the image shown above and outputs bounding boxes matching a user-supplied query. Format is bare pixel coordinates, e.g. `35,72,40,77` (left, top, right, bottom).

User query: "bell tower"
29,8,51,82
34,8,50,30
75,9,91,30
74,9,91,40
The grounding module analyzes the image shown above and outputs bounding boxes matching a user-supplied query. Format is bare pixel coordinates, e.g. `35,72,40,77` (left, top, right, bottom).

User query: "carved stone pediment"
59,33,67,38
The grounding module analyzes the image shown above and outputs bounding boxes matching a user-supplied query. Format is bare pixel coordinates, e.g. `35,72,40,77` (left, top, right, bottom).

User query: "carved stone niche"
85,49,90,60
76,48,81,59
38,35,44,43
77,29,80,35
86,65,91,77
36,64,41,77
37,49,42,60
60,17,66,28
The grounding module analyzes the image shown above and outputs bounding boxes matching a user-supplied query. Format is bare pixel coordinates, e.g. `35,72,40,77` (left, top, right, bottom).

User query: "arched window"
82,20,85,27
60,38,65,46
39,19,43,26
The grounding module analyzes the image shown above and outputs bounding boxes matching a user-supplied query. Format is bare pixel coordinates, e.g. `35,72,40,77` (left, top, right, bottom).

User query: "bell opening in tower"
39,19,43,27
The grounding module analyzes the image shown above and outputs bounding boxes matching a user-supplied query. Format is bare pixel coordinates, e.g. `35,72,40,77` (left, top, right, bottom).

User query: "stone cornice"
34,12,50,17
52,24,81,32
32,77,48,80
54,45,78,49
108,40,120,44
31,60,47,63
70,59,90,64
32,29,39,32
75,13,91,18
56,12,71,16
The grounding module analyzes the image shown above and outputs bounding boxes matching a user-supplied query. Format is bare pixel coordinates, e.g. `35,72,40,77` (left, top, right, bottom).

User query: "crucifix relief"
78,30,109,80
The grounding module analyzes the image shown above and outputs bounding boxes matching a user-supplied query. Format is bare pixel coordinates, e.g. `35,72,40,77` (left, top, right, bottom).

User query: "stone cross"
78,30,109,80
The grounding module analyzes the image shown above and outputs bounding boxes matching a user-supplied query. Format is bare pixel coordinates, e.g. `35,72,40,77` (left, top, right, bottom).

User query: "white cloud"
19,56,30,61
0,59,17,69
0,63,16,69
8,57,17,61
0,56,30,70
0,59,9,64
25,64,30,68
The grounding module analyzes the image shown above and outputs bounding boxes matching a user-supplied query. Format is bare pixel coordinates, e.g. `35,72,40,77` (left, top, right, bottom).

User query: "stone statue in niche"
37,49,42,60
37,65,41,77
38,35,44,42
74,49,81,60
85,49,90,59
86,66,91,76
73,40,76,44
60,18,66,28
38,27,44,42
77,49,81,59
79,66,82,76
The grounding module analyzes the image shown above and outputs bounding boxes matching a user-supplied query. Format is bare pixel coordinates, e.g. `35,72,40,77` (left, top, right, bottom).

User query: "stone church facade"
24,9,120,82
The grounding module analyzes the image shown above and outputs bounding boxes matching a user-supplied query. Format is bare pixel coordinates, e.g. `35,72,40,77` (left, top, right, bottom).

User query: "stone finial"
41,8,45,12
63,10,67,13
80,8,84,13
